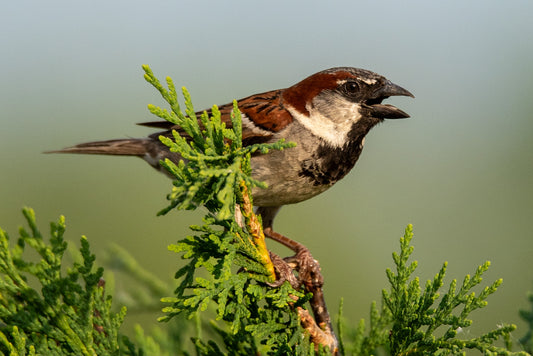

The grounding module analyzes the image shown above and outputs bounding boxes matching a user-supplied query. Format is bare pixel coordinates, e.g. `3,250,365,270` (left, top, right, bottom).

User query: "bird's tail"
45,139,148,156
46,138,181,177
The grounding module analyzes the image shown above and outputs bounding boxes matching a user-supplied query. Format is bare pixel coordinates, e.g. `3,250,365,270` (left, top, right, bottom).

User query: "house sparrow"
50,67,413,287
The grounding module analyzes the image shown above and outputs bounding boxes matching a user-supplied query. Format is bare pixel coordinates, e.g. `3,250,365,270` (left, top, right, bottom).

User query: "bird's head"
282,67,414,147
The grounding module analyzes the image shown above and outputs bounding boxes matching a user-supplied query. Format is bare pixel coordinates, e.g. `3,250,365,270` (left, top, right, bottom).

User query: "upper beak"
368,80,414,119
375,80,414,99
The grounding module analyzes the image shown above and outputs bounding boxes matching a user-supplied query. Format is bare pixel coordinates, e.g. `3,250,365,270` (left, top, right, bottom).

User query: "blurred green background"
1,0,532,348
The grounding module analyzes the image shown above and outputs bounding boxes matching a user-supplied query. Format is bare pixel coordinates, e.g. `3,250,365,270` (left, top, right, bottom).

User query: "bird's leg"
257,206,323,289
257,207,337,353
263,227,324,289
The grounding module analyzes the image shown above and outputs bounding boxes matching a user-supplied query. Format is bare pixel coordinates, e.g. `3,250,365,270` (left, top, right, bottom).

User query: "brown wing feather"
235,89,293,132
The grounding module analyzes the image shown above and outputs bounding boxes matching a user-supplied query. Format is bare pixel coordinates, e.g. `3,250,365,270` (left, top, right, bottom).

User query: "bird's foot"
285,247,324,290
267,251,300,289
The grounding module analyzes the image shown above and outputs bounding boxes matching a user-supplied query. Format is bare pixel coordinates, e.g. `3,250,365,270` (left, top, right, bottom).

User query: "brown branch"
298,306,338,354
299,253,338,354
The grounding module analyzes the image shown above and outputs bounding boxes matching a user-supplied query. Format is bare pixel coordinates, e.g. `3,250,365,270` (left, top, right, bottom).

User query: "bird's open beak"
368,80,414,119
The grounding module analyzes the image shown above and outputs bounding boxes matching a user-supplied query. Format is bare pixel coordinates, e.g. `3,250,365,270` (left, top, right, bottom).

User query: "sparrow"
50,67,413,288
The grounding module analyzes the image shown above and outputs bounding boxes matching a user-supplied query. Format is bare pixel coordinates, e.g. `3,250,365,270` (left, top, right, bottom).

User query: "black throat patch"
298,118,380,186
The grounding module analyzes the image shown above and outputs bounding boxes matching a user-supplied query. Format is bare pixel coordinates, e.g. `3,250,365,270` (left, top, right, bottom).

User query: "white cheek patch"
287,101,362,148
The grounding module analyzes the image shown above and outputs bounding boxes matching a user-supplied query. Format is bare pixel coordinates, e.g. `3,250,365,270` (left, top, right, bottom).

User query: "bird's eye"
343,81,360,94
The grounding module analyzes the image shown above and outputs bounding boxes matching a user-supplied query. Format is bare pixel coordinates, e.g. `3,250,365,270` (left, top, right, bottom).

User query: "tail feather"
46,138,182,178
45,139,148,156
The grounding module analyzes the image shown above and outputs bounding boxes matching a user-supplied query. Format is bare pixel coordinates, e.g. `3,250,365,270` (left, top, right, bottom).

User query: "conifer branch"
0,208,128,355
340,224,528,356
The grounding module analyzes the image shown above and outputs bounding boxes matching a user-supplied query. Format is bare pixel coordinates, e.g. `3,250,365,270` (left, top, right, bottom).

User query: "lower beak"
369,104,410,119
369,80,413,119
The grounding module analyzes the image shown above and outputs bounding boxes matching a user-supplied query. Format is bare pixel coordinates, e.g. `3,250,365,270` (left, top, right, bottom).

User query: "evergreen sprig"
341,224,527,356
0,208,127,355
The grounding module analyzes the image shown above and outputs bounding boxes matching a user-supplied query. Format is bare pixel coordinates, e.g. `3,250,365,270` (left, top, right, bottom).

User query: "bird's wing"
138,89,294,145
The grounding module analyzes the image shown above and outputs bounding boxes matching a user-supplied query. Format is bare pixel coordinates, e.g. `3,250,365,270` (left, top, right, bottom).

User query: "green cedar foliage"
339,225,528,356
0,208,126,355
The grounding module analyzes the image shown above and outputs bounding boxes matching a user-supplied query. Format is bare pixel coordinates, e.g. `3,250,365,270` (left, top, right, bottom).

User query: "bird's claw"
267,249,323,290
291,248,323,289
267,251,300,289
